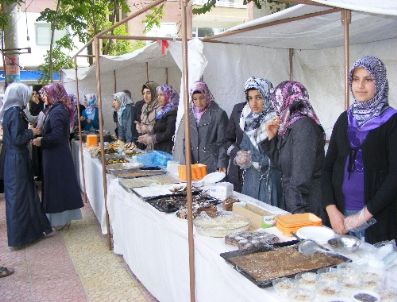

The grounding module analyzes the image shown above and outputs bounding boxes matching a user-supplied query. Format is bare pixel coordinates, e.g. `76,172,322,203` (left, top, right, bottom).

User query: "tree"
0,0,24,28
37,0,131,83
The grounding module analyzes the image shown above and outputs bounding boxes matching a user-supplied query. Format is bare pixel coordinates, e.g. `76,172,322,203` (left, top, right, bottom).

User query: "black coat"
224,102,245,192
2,107,51,247
260,117,325,218
322,111,397,243
153,109,177,154
41,102,83,213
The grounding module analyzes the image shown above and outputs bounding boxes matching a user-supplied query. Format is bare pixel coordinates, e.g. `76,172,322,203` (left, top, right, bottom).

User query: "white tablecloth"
72,141,108,234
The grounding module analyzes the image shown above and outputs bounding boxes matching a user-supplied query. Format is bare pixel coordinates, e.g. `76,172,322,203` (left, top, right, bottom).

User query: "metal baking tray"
220,241,350,288
109,168,166,178
146,193,218,213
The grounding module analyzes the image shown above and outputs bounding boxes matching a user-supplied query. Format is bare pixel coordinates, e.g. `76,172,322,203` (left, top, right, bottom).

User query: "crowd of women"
0,55,396,278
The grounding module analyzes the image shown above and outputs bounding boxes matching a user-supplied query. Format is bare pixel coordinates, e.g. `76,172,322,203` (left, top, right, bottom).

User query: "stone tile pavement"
0,194,157,302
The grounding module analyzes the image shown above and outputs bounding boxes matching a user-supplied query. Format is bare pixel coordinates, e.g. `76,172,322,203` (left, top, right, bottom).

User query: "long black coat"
322,111,397,243
41,102,83,213
224,102,245,192
2,107,51,247
153,109,177,154
260,117,325,218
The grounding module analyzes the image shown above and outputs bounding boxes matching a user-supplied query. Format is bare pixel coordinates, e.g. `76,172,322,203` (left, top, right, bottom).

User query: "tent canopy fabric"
207,3,397,49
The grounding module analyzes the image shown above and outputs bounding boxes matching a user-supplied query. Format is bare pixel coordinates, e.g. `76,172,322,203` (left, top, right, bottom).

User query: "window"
35,23,67,46
192,27,224,38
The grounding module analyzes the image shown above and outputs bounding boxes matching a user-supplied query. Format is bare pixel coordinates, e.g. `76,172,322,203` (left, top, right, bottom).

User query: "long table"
71,141,290,301
72,142,390,302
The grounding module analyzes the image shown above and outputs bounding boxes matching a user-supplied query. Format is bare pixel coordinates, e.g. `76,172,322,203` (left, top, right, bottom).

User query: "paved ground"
0,194,157,302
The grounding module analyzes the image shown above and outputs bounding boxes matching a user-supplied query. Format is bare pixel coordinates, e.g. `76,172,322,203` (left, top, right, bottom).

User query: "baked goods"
227,245,346,283
193,212,250,237
222,197,239,211
225,231,279,249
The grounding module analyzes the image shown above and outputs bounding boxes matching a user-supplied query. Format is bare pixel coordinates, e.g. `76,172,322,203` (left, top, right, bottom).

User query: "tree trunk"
49,0,61,83
2,2,20,86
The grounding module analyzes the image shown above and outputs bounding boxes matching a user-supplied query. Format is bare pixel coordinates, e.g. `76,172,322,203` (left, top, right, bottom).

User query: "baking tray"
146,193,218,213
109,168,166,178
220,241,350,288
119,175,180,191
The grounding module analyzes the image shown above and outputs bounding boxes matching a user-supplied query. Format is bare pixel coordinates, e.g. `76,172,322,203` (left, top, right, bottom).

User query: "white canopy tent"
200,1,397,137
62,40,207,131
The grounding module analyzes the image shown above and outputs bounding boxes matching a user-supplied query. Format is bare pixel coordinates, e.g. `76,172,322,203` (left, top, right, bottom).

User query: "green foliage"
130,40,146,52
193,0,292,15
102,24,132,56
143,4,164,33
39,42,74,84
0,0,24,28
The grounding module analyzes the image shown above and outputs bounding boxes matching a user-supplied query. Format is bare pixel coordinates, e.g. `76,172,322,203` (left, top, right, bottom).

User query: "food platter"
220,242,349,288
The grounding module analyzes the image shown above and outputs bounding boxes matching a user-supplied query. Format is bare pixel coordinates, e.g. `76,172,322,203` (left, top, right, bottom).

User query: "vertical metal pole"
94,37,112,250
113,70,117,93
74,57,88,204
180,0,195,300
288,48,294,81
342,9,351,110
146,62,149,82
165,67,169,84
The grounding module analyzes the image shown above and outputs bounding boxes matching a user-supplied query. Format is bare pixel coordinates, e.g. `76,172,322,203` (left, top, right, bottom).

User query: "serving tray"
220,241,350,288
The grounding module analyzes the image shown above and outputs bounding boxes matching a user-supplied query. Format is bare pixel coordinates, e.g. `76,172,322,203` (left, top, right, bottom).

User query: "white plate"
201,171,226,185
296,226,335,244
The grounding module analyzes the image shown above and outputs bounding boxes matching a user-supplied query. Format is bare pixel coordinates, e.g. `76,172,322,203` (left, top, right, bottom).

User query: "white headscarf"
113,91,133,126
0,83,32,122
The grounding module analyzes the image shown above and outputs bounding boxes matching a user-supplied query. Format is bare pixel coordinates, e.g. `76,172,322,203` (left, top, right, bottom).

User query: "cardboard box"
232,202,274,230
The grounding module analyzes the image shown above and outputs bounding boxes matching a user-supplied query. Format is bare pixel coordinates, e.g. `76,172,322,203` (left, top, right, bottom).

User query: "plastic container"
86,134,98,146
178,164,207,181
272,277,295,297
193,212,250,237
276,213,322,236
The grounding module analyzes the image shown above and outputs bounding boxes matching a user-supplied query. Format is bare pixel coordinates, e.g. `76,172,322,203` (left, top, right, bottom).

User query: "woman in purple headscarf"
183,81,228,173
322,56,397,243
260,81,325,217
33,83,83,230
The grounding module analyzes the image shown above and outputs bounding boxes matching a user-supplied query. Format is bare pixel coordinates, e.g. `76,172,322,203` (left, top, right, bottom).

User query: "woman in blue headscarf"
234,77,281,206
112,91,137,144
81,93,99,132
322,56,397,243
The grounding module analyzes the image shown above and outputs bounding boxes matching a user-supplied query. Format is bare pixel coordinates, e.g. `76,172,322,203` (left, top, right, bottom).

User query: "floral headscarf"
190,81,215,123
113,91,133,126
83,93,97,120
40,83,69,106
155,84,179,120
271,81,321,136
240,77,276,148
348,56,389,127
0,83,32,122
67,94,78,131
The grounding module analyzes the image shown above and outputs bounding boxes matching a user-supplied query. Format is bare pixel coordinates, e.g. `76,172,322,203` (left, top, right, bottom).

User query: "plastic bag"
135,150,173,169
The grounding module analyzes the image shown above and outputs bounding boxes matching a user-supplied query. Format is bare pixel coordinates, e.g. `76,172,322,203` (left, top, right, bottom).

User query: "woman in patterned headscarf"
81,93,99,132
1,83,52,248
183,81,228,173
260,81,325,217
138,84,178,153
322,56,397,243
33,83,83,230
233,77,281,205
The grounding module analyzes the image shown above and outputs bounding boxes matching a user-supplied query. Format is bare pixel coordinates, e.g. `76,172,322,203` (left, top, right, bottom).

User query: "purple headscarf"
155,84,179,120
271,81,321,136
190,81,214,123
348,56,389,127
40,83,69,106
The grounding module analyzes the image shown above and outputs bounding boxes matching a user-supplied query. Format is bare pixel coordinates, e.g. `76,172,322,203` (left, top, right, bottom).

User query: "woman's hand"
344,207,373,231
31,127,41,136
326,204,346,234
80,116,85,121
32,137,42,147
264,116,280,140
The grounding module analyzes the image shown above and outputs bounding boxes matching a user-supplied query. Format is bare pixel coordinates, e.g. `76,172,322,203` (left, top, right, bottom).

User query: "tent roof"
206,2,397,49
64,42,176,81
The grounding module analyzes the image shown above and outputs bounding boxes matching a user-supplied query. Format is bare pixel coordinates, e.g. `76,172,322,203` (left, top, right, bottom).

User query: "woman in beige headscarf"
135,81,159,150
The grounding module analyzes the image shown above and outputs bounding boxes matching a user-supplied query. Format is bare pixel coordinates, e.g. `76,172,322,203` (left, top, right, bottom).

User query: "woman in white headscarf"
0,83,52,248
112,91,138,144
